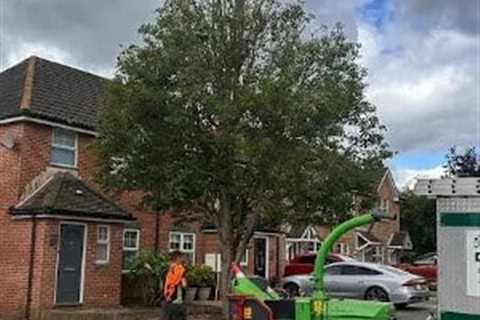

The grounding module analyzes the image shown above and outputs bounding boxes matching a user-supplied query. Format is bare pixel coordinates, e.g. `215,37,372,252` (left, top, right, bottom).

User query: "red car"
396,253,437,289
284,253,354,276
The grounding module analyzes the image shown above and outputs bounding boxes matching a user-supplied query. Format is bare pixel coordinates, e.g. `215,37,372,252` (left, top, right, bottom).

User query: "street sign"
466,230,480,297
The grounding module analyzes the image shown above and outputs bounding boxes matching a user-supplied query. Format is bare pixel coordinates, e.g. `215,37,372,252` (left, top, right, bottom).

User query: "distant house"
285,224,324,261
0,56,286,320
286,169,412,265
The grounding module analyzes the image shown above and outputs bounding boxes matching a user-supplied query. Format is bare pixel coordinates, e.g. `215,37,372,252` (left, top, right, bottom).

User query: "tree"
95,0,391,304
445,146,480,177
400,191,436,256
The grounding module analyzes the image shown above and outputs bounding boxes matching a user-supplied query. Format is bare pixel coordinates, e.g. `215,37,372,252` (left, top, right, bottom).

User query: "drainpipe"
275,236,280,279
25,213,37,320
154,212,160,253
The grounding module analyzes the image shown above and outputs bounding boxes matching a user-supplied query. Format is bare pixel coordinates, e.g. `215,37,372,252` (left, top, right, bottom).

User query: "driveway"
395,300,436,320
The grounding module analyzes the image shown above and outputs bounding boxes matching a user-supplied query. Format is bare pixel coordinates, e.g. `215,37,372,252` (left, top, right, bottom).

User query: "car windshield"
377,265,410,276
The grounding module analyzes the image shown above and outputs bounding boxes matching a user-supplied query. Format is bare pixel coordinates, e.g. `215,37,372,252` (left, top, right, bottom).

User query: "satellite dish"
0,133,16,149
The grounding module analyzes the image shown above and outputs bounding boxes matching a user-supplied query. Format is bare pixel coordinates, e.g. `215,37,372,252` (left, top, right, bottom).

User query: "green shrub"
126,250,170,305
187,264,216,288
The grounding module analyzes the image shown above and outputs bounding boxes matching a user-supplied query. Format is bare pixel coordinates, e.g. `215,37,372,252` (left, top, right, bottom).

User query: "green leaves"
96,0,390,239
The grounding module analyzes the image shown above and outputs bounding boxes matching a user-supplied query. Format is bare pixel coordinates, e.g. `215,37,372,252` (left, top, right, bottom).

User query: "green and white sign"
466,230,480,297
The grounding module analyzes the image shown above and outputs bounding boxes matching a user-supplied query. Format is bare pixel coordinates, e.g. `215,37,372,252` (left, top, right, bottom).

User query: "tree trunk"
219,248,233,319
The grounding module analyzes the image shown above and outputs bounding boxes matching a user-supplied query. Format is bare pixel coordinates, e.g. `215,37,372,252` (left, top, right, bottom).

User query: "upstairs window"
51,128,77,168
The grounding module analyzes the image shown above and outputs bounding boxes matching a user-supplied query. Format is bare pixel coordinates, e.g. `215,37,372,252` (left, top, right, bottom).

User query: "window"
169,232,195,264
326,266,342,275
340,265,382,276
240,250,249,266
379,199,389,212
96,225,110,264
50,128,77,167
373,247,384,263
123,229,140,271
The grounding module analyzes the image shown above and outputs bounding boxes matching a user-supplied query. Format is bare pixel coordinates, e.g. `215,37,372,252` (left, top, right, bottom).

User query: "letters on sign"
466,231,480,297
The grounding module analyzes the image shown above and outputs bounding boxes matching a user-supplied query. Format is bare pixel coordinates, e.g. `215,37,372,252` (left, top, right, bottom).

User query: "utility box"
415,178,480,319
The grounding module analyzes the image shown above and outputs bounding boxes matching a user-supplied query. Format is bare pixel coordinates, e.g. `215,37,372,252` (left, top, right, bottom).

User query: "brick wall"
0,121,286,318
0,123,137,318
0,123,38,319
371,181,400,243
198,232,286,280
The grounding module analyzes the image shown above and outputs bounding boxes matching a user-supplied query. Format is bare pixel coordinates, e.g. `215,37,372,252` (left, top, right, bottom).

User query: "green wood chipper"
230,210,396,320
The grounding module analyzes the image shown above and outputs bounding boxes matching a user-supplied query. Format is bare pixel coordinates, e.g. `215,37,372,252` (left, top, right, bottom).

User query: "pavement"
394,299,437,320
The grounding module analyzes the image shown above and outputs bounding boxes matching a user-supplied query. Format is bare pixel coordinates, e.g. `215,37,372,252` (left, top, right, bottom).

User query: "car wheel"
284,283,300,297
365,286,390,302
394,303,408,310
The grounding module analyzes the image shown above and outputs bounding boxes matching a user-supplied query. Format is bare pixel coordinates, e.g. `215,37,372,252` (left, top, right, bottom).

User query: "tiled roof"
0,58,28,119
10,172,134,221
0,56,107,130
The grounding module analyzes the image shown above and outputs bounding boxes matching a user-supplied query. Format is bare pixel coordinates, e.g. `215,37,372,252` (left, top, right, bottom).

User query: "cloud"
1,0,478,163
392,165,445,190
358,0,480,155
398,0,480,36
304,0,370,41
1,0,160,75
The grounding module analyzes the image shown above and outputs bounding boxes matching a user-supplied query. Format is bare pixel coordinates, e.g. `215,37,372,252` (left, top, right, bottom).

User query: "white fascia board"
0,116,97,136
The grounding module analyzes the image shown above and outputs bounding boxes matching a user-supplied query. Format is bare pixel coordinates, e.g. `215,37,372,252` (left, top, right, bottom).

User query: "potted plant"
185,265,201,302
196,265,215,301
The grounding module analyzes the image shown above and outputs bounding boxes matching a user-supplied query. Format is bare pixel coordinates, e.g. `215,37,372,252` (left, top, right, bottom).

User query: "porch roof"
9,172,134,222
388,231,413,249
356,230,381,244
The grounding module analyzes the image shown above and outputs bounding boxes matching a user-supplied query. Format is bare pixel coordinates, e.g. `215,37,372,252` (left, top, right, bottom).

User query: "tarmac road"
395,300,437,320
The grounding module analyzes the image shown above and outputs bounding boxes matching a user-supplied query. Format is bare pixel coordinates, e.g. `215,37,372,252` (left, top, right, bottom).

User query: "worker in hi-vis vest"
164,251,187,303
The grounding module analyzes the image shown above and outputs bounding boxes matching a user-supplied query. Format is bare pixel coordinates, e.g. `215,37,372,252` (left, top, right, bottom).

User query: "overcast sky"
1,0,479,188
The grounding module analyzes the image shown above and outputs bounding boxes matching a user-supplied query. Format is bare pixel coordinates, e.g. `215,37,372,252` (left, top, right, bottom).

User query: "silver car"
280,261,430,308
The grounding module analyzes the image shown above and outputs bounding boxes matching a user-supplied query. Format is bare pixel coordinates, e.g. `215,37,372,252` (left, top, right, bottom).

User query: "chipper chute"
230,210,396,320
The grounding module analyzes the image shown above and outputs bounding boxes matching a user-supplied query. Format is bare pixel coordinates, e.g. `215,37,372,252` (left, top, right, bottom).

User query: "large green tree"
96,0,390,301
400,191,436,256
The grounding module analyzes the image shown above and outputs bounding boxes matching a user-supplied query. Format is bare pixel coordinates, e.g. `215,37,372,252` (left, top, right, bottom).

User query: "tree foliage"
445,146,480,177
400,192,436,256
96,0,390,299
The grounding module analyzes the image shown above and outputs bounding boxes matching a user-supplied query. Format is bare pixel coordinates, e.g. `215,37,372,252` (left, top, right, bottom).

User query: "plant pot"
185,287,198,302
197,287,211,301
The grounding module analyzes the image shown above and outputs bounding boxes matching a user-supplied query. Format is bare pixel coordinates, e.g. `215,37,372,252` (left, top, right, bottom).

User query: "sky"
0,0,479,189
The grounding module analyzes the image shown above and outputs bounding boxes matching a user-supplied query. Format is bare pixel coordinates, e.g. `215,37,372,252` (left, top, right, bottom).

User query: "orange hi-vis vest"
164,263,186,301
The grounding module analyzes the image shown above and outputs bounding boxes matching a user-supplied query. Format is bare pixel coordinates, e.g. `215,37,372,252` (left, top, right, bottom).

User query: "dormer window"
50,128,77,168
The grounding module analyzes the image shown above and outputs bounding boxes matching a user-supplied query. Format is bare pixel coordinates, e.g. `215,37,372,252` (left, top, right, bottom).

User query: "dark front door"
254,238,267,278
56,224,85,304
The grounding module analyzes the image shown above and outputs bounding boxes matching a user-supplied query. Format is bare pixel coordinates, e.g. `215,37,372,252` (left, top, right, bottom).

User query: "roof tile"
10,172,134,221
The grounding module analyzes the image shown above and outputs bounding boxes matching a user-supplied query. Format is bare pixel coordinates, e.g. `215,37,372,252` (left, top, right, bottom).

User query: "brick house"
0,56,286,320
286,169,412,264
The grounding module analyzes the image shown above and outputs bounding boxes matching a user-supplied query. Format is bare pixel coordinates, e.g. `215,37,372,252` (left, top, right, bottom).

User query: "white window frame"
96,225,110,265
50,128,78,168
373,246,384,263
123,229,140,272
240,249,249,266
169,232,196,264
